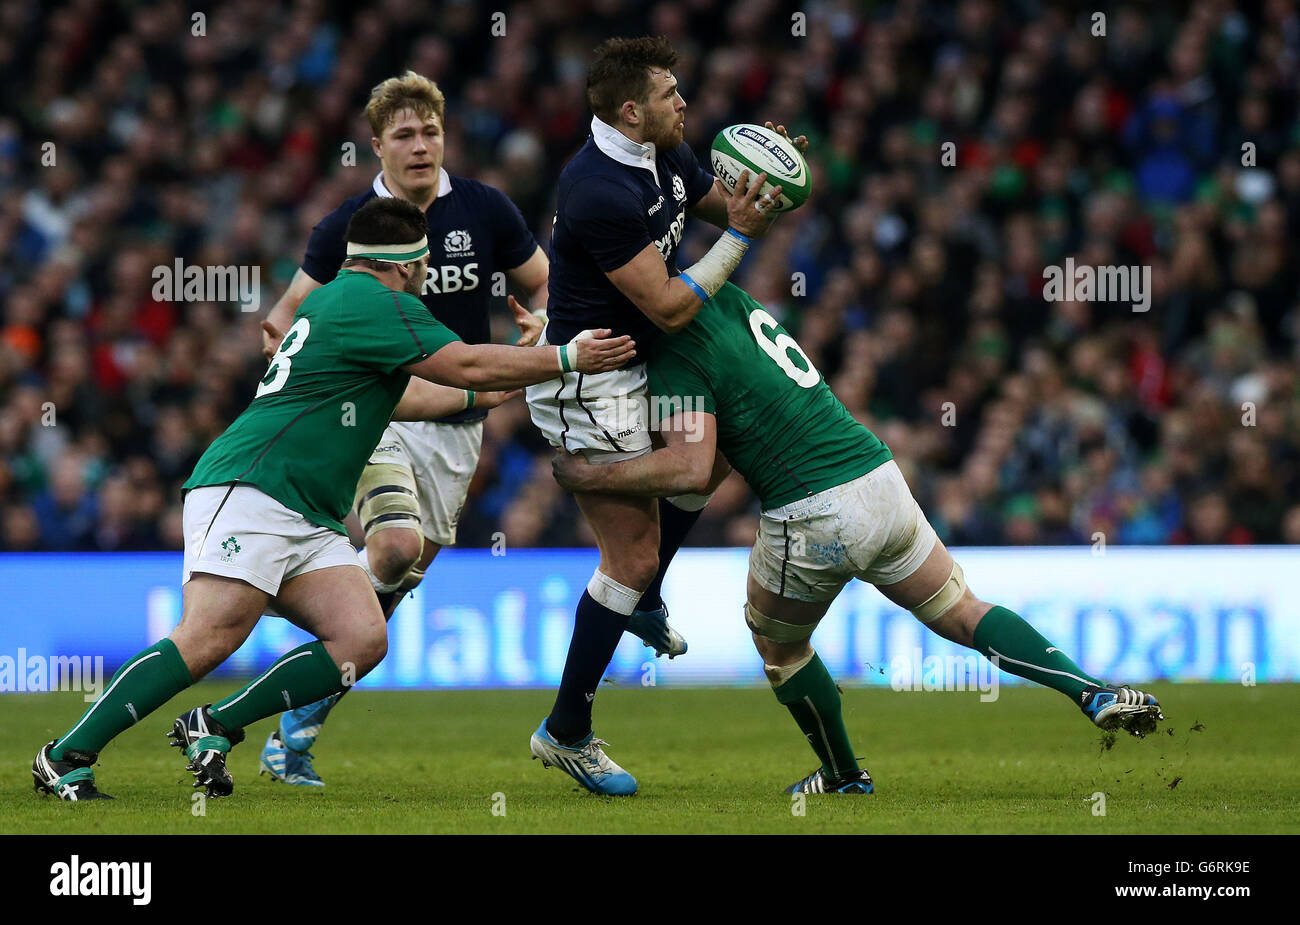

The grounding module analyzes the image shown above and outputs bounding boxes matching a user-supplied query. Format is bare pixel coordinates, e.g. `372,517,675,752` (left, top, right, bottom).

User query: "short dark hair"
586,36,678,123
344,197,427,248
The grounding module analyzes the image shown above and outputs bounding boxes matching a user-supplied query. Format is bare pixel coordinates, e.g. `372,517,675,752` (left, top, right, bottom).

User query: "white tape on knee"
744,602,818,643
354,462,420,537
764,648,816,687
588,570,641,616
912,561,967,624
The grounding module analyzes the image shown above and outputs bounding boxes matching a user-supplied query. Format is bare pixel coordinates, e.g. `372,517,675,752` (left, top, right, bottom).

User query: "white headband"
345,236,430,263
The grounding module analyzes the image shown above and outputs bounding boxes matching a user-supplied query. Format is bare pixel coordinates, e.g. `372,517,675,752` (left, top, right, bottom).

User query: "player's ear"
371,136,383,158
620,99,639,127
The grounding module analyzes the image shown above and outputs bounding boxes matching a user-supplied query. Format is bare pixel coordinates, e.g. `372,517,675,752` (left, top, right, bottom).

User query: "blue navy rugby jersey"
301,170,538,422
546,118,715,358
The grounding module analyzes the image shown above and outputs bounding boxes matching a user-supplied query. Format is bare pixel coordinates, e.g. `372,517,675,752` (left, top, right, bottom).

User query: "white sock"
587,570,641,616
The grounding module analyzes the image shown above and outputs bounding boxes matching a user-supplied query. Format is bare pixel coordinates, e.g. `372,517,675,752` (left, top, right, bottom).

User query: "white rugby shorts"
364,419,484,546
182,484,360,597
525,330,652,462
748,460,939,602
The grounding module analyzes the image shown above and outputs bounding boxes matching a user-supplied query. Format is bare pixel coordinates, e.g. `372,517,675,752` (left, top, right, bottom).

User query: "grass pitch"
2,682,1296,834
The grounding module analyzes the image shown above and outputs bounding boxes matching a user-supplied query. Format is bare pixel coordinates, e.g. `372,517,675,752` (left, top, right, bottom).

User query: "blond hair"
365,71,446,138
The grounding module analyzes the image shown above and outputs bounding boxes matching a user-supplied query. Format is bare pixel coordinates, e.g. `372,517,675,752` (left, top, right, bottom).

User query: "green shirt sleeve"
348,289,460,373
647,338,716,421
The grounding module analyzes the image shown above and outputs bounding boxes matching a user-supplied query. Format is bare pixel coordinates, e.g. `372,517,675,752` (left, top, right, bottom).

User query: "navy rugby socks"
547,590,633,744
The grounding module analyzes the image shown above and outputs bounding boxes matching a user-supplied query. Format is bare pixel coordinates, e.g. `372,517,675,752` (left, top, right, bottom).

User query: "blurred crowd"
3,0,1300,554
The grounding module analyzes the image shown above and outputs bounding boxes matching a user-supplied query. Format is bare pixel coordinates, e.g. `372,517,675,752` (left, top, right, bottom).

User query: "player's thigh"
275,564,385,652
746,571,833,626
178,574,268,633
172,574,268,676
874,539,988,646
861,465,988,644
744,569,835,668
574,490,658,549
574,490,660,578
873,539,955,611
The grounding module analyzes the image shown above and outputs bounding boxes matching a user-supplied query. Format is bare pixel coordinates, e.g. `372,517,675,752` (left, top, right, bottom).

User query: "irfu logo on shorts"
220,536,242,562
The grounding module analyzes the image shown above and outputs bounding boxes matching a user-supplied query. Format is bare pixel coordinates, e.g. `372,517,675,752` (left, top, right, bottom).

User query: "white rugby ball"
710,123,811,213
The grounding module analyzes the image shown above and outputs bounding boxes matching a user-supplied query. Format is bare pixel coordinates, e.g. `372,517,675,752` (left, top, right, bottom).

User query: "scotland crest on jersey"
444,229,473,255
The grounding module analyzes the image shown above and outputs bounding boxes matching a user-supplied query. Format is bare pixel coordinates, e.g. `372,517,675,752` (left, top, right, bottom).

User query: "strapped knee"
911,561,967,624
355,462,420,538
764,648,816,687
744,601,818,643
395,562,426,595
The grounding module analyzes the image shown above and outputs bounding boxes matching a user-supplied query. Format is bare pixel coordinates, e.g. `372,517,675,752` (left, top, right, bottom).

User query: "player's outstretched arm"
391,378,520,421
261,268,324,359
402,330,635,391
609,169,778,334
552,411,717,496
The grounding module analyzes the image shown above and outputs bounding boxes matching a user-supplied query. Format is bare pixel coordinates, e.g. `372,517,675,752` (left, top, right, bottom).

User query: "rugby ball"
710,123,811,214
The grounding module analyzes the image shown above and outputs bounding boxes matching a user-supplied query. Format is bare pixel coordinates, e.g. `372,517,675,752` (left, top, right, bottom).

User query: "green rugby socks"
972,605,1102,700
207,641,346,731
771,653,860,779
52,638,193,759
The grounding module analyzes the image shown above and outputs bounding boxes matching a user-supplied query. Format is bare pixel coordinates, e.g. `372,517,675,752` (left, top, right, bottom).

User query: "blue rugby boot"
259,730,325,787
529,719,638,795
1081,684,1164,737
625,604,687,659
279,692,342,753
785,767,874,794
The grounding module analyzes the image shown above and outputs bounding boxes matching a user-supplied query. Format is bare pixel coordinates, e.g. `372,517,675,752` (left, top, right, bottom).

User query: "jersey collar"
590,115,659,187
373,168,452,201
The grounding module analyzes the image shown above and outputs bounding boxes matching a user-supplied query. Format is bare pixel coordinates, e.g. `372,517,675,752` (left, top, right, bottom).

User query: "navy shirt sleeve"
486,188,540,270
300,203,351,284
674,142,715,207
562,176,649,272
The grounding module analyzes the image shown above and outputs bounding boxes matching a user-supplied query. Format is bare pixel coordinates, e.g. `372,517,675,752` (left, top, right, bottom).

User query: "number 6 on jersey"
749,307,818,388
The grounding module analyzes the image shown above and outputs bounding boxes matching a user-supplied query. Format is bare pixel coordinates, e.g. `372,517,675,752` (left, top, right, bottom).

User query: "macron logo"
50,855,152,906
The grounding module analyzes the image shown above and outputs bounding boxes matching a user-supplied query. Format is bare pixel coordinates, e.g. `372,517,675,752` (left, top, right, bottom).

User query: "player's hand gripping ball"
711,123,811,214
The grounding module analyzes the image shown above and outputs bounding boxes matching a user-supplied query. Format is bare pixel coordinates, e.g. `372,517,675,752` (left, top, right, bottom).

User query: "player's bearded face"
376,110,444,194
641,69,685,148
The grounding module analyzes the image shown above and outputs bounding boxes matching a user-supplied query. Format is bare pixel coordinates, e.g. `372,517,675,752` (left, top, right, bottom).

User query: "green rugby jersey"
646,282,892,510
184,270,460,533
